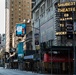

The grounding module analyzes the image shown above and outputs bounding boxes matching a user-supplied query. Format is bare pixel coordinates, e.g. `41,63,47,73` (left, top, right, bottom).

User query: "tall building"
5,0,32,52
1,34,5,48
5,0,32,69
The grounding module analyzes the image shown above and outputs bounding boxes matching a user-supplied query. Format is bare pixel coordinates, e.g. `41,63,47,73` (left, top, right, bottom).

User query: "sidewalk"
9,69,50,75
7,68,70,75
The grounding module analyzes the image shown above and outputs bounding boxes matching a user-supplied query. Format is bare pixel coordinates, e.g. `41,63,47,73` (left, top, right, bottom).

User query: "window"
27,6,30,8
19,18,21,21
27,14,29,16
11,14,13,16
47,0,52,8
27,10,30,12
11,22,13,25
19,5,21,7
19,2,21,4
40,3,45,18
11,8,13,11
12,1,13,4
11,18,13,21
19,9,21,11
27,2,29,4
12,4,13,6
41,4,45,14
35,10,39,20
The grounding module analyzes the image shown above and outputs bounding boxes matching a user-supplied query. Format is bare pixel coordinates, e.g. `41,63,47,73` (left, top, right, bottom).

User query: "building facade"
1,34,5,48
32,0,75,74
5,0,32,69
5,0,10,53
32,0,57,50
0,34,5,67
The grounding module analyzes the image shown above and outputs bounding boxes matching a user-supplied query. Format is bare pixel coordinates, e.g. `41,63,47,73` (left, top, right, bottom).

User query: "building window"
27,10,30,12
11,14,13,16
40,3,45,18
19,2,21,4
47,0,52,8
12,1,14,4
41,4,45,14
11,8,14,11
19,9,21,11
19,5,21,7
11,18,13,21
27,2,29,4
27,14,29,16
19,18,21,21
27,6,30,8
12,4,13,6
35,10,39,20
11,22,13,25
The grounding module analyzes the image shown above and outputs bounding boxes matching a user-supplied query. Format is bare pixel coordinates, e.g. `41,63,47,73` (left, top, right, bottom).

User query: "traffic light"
66,22,73,39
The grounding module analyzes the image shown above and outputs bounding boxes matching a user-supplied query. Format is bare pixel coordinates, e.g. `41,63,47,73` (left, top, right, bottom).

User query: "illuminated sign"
60,17,72,21
56,2,75,36
58,2,76,12
16,23,26,36
58,7,75,12
57,2,76,22
58,2,76,7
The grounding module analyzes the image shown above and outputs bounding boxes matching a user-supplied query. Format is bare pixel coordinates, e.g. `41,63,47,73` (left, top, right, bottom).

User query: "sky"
0,0,5,34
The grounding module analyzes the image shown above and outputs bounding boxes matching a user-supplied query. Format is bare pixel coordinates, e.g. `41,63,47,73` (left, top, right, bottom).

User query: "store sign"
43,53,73,62
57,2,76,22
58,7,75,12
58,2,76,7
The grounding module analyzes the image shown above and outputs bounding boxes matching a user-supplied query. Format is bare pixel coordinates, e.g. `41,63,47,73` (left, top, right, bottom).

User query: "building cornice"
32,0,44,12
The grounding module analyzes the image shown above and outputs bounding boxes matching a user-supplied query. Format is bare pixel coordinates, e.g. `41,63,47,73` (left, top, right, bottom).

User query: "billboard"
16,23,26,36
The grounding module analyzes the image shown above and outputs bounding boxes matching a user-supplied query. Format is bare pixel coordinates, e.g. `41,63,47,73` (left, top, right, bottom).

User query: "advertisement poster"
16,23,26,36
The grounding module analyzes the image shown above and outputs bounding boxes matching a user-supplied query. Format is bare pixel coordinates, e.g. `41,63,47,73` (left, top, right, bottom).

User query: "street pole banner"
17,42,24,58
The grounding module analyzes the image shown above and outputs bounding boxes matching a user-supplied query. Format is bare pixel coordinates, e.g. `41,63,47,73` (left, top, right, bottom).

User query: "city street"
0,67,50,75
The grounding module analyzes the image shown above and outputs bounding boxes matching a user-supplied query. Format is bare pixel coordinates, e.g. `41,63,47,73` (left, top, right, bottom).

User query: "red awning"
43,53,73,62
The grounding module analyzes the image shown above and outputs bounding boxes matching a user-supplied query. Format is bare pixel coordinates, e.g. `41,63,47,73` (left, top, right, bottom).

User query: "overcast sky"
0,0,5,34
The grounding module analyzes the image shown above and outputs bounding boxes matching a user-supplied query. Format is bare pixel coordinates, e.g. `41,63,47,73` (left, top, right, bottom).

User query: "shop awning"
43,53,73,62
24,55,34,60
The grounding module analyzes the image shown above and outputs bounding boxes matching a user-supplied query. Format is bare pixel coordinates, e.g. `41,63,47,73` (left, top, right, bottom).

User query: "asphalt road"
0,67,35,75
0,67,69,75
0,67,50,75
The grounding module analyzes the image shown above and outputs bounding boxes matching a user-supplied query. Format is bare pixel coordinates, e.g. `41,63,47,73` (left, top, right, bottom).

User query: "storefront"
43,49,73,74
